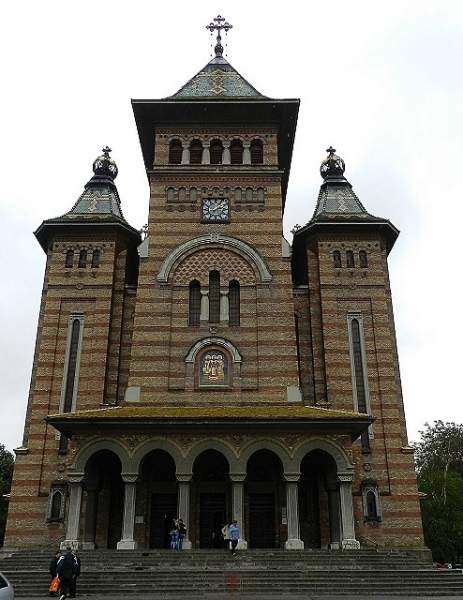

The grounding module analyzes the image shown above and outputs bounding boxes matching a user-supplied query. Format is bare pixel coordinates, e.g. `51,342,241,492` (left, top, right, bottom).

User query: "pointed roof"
170,14,264,100
293,148,399,253
35,148,141,252
131,16,299,209
170,54,265,100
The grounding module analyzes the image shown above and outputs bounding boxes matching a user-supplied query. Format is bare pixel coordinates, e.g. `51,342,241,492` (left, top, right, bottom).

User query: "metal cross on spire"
206,15,233,58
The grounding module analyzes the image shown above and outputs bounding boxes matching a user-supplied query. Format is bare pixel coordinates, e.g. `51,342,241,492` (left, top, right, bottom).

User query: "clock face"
202,197,230,222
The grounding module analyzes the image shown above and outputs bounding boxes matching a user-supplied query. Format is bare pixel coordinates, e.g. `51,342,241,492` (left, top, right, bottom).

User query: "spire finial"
206,15,233,58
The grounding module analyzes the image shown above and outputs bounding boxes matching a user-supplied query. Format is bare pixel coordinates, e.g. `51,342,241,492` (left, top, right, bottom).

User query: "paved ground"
17,591,463,600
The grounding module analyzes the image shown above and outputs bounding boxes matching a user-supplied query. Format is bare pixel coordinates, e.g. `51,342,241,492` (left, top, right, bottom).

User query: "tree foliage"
415,421,463,562
0,444,14,546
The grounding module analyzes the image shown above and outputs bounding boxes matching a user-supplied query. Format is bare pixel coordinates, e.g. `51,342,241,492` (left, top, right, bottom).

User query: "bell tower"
128,16,301,404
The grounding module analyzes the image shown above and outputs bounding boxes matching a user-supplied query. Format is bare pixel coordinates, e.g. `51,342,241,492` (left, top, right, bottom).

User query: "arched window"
210,140,223,165
50,491,62,520
250,139,263,164
78,249,87,268
366,490,378,519
190,140,203,164
346,250,355,268
230,140,243,164
209,270,220,322
167,187,175,202
350,317,370,451
359,250,368,267
91,249,100,268
257,187,265,203
189,280,201,326
178,187,186,202
229,280,240,326
333,250,342,268
362,483,381,521
65,250,74,268
46,484,67,522
169,140,183,164
246,187,253,202
60,316,83,454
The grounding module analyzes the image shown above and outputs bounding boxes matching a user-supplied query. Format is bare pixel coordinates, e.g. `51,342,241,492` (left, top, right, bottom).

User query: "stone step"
2,549,461,597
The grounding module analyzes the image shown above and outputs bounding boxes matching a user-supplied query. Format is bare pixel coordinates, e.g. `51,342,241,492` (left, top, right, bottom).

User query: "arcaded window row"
169,138,264,165
65,249,101,269
189,271,240,327
333,250,368,268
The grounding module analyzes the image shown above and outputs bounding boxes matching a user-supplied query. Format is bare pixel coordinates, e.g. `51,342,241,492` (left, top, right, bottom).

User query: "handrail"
39,535,66,553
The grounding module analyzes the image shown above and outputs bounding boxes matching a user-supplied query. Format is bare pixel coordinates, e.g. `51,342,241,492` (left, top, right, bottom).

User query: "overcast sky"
0,0,462,454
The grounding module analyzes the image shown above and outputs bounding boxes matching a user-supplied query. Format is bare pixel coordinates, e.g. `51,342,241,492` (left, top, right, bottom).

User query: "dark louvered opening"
230,140,243,164
169,140,183,164
210,140,223,165
250,140,263,164
190,141,203,164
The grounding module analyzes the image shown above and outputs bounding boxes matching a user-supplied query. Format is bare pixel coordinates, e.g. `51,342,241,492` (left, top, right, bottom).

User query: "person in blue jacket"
55,545,77,600
228,520,240,555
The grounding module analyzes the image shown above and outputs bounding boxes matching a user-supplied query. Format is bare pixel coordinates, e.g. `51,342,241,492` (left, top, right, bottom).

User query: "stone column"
223,145,231,165
230,474,247,550
200,291,209,322
338,472,360,549
181,145,189,165
81,486,99,550
177,474,192,550
243,144,251,164
220,292,229,322
284,474,304,550
117,474,138,549
63,475,84,549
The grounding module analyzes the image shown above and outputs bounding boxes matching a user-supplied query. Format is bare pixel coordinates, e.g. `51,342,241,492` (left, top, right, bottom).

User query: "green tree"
0,444,14,546
414,421,463,563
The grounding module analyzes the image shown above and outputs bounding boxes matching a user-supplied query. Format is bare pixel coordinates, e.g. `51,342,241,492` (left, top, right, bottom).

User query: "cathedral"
5,17,424,552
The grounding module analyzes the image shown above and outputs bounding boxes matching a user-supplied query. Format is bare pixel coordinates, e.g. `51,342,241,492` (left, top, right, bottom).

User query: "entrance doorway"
249,493,275,548
246,450,283,549
199,493,226,548
193,450,230,549
150,493,177,549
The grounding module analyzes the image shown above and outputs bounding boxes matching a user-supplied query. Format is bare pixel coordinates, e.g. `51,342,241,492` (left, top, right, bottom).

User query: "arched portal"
246,450,284,549
83,450,123,549
299,450,340,549
192,450,230,548
139,450,178,549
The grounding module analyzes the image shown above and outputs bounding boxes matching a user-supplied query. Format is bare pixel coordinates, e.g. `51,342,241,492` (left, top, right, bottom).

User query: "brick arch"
178,438,239,475
293,437,354,473
238,438,294,474
69,438,134,476
156,234,272,284
130,438,185,474
172,248,255,286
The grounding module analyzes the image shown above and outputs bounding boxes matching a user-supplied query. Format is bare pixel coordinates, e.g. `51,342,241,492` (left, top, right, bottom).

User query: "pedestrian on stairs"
69,549,81,598
49,551,61,597
178,518,187,550
229,520,240,556
221,522,230,550
56,545,77,600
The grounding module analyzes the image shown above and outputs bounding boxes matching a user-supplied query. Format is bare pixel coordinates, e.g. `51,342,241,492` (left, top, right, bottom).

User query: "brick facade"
4,46,424,552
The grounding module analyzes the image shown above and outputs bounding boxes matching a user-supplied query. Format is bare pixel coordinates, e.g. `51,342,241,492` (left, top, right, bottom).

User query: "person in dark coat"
56,545,77,600
69,550,81,598
49,551,61,597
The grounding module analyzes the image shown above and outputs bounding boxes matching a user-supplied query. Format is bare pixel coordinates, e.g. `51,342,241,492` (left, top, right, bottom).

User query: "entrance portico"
54,405,371,551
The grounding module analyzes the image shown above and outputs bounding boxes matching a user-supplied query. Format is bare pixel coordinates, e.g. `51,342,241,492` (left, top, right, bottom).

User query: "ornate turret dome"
320,146,346,182
92,146,118,180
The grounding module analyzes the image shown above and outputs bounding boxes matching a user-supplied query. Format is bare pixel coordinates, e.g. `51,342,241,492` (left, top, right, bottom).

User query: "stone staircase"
1,548,462,597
